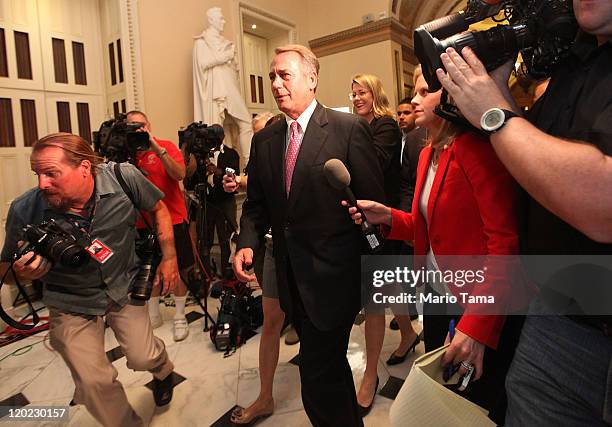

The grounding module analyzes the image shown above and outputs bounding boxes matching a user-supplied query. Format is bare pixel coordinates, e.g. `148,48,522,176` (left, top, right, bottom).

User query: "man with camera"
0,133,179,426
126,110,194,342
184,124,239,280
435,1,612,423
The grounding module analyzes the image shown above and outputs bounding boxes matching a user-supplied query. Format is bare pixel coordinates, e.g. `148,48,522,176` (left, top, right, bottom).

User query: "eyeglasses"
349,90,370,102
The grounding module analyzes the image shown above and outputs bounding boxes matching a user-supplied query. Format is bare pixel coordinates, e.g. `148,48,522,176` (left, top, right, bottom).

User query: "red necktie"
285,121,303,196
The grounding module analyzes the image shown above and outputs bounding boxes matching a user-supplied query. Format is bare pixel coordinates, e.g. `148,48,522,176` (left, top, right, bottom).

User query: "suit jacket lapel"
427,148,452,225
287,102,328,212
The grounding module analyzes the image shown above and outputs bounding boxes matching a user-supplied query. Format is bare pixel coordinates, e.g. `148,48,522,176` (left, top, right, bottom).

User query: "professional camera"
129,233,157,303
209,280,263,353
93,114,150,164
178,122,224,158
17,219,89,268
414,0,578,92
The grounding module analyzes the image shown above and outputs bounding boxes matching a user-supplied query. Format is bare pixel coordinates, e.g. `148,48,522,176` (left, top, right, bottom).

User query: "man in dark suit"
185,126,240,279
233,44,384,426
396,98,426,214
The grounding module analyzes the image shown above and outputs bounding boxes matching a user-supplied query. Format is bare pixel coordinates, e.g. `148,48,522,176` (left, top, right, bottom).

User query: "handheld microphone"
324,159,381,252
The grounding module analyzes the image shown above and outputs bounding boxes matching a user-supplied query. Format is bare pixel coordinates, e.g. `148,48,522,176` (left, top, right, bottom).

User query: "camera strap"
0,262,40,330
113,163,154,233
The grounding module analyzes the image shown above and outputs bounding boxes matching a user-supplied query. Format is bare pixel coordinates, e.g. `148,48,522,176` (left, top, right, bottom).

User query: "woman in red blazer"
347,66,524,423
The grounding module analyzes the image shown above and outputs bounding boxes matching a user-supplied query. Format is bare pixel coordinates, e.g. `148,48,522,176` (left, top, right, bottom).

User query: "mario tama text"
372,291,494,305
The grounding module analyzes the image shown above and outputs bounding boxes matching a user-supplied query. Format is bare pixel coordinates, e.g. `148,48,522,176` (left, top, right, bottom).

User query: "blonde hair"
351,74,395,119
33,133,103,175
412,64,462,155
413,65,423,88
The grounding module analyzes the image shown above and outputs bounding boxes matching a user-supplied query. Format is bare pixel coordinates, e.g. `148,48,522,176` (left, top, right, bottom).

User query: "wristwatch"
156,148,168,158
480,108,519,134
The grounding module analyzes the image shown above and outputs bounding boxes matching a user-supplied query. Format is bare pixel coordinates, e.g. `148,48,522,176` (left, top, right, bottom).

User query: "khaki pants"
49,302,174,427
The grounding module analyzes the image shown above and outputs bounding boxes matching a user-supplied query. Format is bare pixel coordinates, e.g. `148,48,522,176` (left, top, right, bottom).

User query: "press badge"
86,239,114,264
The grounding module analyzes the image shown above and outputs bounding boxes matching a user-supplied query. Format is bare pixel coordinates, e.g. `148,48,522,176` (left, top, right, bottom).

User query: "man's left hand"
153,257,179,296
436,47,513,127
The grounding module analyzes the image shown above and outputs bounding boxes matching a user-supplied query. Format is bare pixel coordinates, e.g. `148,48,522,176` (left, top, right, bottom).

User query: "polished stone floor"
0,299,424,426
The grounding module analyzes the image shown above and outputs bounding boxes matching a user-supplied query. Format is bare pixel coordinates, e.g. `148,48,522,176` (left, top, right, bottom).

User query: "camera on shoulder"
178,122,224,158
93,114,150,164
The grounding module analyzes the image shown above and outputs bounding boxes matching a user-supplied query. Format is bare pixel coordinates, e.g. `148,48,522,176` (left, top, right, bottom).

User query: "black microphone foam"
324,159,350,189
324,159,358,205
323,159,381,251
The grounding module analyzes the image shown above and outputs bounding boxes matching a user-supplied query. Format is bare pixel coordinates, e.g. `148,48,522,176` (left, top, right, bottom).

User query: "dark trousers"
204,197,236,278
506,297,612,426
288,267,363,427
422,286,524,425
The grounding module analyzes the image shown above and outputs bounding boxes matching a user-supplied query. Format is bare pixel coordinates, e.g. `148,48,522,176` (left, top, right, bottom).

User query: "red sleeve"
457,315,506,350
453,133,519,349
384,208,415,241
159,139,184,163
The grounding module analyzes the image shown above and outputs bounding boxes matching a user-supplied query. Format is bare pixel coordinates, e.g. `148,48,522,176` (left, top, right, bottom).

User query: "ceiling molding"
309,18,411,58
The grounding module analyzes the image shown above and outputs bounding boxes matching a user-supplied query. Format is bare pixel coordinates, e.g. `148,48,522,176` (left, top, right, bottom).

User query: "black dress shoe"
358,376,379,418
386,335,421,366
152,374,174,406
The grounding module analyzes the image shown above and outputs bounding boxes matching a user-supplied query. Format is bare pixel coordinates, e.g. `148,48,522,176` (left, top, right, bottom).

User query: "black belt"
567,315,612,337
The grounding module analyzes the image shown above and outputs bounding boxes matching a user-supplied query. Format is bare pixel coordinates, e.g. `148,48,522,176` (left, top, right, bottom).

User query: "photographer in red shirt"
128,110,194,342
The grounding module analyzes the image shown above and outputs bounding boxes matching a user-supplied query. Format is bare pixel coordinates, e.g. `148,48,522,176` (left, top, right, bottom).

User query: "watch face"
481,108,504,132
485,110,503,127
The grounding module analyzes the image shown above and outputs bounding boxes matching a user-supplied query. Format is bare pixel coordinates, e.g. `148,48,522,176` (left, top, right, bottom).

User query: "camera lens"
414,24,533,92
46,238,89,268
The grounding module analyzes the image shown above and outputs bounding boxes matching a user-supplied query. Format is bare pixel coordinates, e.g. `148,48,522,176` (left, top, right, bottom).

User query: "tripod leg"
179,270,216,331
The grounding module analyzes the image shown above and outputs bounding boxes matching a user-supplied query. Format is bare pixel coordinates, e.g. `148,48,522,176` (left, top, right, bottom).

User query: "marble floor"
0,298,424,426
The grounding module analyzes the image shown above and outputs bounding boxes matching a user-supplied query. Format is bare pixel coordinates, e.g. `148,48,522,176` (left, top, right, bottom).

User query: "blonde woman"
351,74,420,416
346,66,524,424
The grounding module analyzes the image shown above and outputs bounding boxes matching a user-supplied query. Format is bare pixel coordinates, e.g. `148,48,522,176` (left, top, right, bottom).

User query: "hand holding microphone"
323,159,389,251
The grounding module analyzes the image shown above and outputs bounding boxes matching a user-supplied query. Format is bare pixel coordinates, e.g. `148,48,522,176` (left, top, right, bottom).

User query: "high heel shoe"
358,376,379,418
230,401,274,425
386,335,421,366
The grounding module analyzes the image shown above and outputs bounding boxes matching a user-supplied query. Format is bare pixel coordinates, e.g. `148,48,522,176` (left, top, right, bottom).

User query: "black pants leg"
214,198,236,279
288,270,362,427
203,203,218,276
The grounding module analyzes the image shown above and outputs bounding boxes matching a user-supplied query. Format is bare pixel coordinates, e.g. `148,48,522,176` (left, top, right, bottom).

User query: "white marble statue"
193,7,253,164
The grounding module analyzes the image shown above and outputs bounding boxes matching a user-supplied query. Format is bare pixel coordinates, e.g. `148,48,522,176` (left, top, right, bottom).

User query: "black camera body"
93,114,150,164
178,122,224,158
129,233,157,304
210,280,263,353
414,0,577,92
17,220,89,268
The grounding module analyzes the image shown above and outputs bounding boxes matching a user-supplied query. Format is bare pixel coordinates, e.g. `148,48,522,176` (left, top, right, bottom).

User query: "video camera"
93,114,150,164
209,280,263,354
178,122,224,158
17,219,89,268
414,0,578,92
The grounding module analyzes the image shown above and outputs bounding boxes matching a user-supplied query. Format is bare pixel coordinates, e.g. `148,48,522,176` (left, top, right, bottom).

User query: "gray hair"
274,44,320,76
